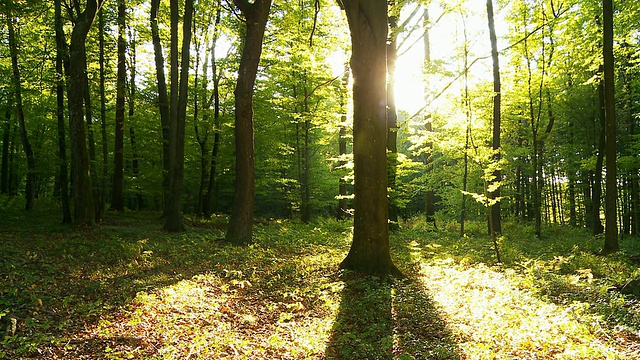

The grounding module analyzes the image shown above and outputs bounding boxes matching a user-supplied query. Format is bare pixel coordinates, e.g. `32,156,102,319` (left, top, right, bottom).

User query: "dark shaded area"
326,271,459,359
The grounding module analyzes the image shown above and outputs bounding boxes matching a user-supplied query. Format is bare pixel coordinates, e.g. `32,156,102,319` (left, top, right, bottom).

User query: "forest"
1,0,640,358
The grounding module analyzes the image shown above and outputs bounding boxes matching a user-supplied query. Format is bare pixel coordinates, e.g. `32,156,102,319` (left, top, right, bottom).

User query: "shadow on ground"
326,270,460,359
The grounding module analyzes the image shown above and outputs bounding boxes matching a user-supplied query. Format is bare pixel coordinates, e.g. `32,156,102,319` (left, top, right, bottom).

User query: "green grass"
1,210,639,359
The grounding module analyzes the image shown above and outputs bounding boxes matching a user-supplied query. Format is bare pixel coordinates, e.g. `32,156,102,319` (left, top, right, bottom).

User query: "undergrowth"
0,210,639,359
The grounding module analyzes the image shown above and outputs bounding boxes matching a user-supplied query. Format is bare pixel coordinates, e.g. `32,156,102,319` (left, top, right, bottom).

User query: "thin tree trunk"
150,0,171,217
128,27,141,210
1,107,10,195
7,12,37,211
225,0,272,244
204,6,222,218
602,0,618,253
55,0,72,223
423,7,436,228
487,0,502,235
593,81,606,235
111,0,126,212
163,0,195,231
337,69,349,220
387,0,399,230
98,8,108,215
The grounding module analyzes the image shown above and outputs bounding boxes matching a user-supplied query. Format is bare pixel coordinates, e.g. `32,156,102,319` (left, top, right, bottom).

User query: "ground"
1,206,639,359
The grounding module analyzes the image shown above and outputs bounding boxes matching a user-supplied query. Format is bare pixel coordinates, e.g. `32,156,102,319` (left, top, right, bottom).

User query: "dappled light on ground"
2,213,640,358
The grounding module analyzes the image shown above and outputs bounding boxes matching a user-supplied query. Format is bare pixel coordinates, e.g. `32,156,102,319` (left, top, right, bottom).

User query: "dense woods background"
2,0,640,358
0,0,639,248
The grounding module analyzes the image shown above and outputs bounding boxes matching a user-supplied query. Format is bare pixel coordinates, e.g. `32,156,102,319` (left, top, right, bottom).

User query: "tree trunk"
111,0,126,212
338,0,401,276
387,0,399,230
487,0,501,234
7,12,37,211
602,0,618,254
203,6,222,218
128,27,141,210
163,0,195,231
593,82,606,235
150,0,171,217
98,8,109,216
337,69,349,220
1,107,10,195
423,7,436,228
225,0,272,244
55,0,72,223
68,0,100,226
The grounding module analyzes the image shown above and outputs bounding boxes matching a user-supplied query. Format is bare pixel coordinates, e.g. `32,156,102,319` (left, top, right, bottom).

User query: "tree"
225,0,272,244
55,0,71,223
6,4,37,211
486,0,502,235
150,0,171,216
163,0,195,231
602,0,618,254
337,0,401,276
67,0,103,226
111,0,126,212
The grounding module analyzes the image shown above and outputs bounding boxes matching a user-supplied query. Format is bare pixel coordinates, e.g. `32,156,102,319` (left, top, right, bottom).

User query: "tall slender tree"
6,5,37,211
150,0,171,216
337,0,401,276
111,0,126,212
602,0,618,254
487,0,502,235
163,0,195,231
225,0,272,244
55,0,71,223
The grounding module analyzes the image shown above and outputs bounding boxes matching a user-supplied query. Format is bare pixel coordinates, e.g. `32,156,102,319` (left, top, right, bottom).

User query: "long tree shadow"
326,270,460,359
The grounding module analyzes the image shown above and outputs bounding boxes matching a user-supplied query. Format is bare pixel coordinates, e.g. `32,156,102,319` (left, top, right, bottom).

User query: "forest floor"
1,206,640,359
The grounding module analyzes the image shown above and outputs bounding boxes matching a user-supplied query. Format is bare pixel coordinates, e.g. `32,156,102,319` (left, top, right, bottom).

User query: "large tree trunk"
55,0,72,223
225,0,272,244
150,0,171,217
68,0,100,226
163,0,195,231
338,0,401,276
602,0,618,254
111,0,126,212
7,12,37,211
487,0,502,235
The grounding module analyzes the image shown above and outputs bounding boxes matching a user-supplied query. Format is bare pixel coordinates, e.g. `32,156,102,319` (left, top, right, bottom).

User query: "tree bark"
55,0,72,223
337,69,349,220
225,0,272,244
68,0,100,226
112,0,126,212
163,0,195,231
602,0,618,254
7,11,37,211
98,8,109,216
387,0,399,230
150,0,171,217
128,26,141,210
1,107,10,195
338,0,401,276
487,0,502,234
